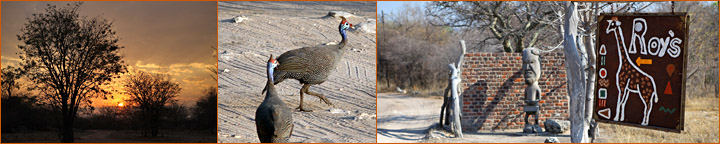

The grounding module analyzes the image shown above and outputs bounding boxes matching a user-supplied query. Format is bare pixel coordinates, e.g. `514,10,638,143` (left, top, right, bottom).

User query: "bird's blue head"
338,16,352,39
267,55,278,82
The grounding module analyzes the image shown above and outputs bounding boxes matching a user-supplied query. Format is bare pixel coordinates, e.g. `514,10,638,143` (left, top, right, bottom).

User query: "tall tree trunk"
563,2,590,143
60,92,75,143
384,63,390,88
61,113,74,143
582,12,599,142
151,109,160,137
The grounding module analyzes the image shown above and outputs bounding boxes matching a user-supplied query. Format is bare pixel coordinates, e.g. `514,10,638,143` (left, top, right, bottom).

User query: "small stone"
233,16,248,23
329,108,344,114
544,119,570,133
523,125,542,133
523,125,535,133
544,137,559,143
326,11,354,18
354,113,376,120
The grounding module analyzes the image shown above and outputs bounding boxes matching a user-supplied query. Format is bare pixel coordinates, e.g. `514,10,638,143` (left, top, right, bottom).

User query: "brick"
461,53,568,130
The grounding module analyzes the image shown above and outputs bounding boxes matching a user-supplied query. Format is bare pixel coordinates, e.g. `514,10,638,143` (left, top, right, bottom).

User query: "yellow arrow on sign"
636,57,652,66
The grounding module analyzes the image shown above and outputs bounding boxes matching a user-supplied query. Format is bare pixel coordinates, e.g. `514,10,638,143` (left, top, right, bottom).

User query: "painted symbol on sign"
599,68,608,79
606,18,659,126
599,79,609,87
664,64,675,95
599,88,607,99
659,106,676,114
664,82,673,95
599,99,606,108
600,45,607,55
635,57,652,66
600,56,606,66
598,108,611,119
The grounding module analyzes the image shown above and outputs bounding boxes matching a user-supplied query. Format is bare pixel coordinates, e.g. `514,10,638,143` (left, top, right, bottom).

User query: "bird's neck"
339,28,348,48
265,66,277,98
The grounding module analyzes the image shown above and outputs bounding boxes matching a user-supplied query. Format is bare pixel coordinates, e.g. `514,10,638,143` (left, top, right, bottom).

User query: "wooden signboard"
594,13,688,132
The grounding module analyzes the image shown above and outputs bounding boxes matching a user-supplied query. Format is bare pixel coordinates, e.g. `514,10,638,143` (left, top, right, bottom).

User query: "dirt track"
377,93,443,143
377,93,572,143
217,1,376,143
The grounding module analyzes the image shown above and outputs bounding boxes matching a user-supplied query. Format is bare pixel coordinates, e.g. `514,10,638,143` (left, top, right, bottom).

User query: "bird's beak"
349,23,354,29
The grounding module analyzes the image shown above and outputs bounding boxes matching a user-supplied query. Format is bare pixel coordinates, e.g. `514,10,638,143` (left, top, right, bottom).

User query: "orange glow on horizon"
118,103,124,107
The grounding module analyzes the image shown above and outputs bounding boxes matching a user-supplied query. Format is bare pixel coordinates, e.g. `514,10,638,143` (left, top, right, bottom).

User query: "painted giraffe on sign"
605,17,659,126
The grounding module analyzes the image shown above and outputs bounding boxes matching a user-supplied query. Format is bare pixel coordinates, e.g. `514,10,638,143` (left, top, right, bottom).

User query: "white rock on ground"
329,108,345,114
354,113,376,120
326,11,355,18
233,15,248,23
544,119,570,134
350,18,376,34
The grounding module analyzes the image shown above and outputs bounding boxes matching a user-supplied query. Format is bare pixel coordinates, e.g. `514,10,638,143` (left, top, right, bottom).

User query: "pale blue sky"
377,1,427,16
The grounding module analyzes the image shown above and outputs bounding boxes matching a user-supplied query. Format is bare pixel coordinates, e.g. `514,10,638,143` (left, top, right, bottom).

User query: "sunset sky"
1,1,218,107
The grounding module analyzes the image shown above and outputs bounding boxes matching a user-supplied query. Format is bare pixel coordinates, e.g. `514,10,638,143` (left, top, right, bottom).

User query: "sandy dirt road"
217,1,376,143
377,92,571,143
377,93,443,143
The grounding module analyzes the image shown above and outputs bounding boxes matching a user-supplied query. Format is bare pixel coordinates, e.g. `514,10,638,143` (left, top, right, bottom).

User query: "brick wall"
460,52,569,131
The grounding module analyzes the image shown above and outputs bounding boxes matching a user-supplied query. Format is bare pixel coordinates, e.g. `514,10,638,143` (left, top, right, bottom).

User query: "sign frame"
593,13,688,133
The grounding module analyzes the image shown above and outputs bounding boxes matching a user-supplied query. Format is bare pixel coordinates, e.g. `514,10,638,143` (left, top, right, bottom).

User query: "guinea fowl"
255,55,294,143
262,16,353,112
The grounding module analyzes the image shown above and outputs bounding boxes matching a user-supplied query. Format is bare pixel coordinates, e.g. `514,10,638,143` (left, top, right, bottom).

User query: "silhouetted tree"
191,86,217,131
16,2,126,142
1,66,26,98
123,70,181,137
164,102,189,130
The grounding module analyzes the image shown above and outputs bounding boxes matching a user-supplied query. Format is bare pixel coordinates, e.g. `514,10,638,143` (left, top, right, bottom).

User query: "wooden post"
449,63,463,138
440,40,467,138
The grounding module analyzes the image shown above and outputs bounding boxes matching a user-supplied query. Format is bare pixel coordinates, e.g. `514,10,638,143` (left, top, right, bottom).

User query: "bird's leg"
296,87,312,112
302,84,333,106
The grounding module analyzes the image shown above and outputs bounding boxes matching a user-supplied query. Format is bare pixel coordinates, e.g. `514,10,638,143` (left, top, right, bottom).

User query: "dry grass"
377,81,449,96
597,96,719,143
